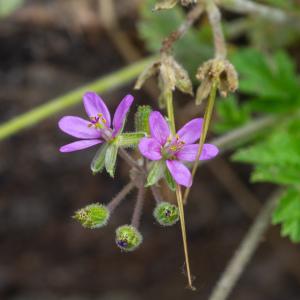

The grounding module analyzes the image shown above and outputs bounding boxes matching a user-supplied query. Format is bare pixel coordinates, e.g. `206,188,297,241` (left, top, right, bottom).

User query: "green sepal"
146,161,165,187
134,105,152,134
165,168,176,191
105,143,118,177
117,132,146,148
91,143,109,174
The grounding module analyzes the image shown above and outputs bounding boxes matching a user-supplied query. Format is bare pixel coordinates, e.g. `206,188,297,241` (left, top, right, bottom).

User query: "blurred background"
1,0,300,299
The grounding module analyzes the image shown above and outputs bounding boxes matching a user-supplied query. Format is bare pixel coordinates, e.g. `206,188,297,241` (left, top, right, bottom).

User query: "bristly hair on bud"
73,203,110,229
195,58,238,105
153,201,179,226
115,225,143,252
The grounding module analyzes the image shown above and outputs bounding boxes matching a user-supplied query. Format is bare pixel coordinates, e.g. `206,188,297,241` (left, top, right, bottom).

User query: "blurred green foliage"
0,0,23,17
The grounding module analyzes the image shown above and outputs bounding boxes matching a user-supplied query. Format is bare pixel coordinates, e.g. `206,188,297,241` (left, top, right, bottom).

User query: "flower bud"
73,203,110,229
153,201,179,226
115,225,143,252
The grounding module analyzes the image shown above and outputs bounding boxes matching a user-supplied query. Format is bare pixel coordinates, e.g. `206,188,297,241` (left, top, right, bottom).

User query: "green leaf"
0,0,23,17
117,132,146,148
230,49,300,113
91,143,109,174
164,168,176,191
146,161,166,187
105,143,118,177
272,188,300,243
214,95,251,134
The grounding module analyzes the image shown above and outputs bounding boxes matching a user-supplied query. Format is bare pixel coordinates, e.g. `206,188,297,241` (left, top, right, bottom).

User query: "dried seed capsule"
153,201,179,226
115,225,143,252
73,203,110,229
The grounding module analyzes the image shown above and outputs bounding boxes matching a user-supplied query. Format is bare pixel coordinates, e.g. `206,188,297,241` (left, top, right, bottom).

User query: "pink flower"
58,92,133,152
138,111,219,187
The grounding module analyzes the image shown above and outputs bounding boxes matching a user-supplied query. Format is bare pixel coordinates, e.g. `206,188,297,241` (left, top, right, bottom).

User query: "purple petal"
166,160,192,187
176,144,219,161
138,138,162,161
83,92,111,127
112,94,134,136
60,139,102,152
176,118,203,144
58,116,102,139
149,111,170,145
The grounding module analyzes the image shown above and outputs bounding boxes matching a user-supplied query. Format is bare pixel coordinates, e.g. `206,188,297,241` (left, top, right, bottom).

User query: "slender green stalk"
0,57,155,141
165,87,194,290
165,90,176,135
183,81,218,204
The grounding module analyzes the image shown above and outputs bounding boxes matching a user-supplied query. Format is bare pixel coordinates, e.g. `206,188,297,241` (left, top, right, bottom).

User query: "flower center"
162,134,185,159
88,113,107,129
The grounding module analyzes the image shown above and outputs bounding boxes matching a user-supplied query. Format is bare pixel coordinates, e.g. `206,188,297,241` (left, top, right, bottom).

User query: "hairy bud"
115,225,143,252
153,201,179,226
73,203,110,229
181,0,197,6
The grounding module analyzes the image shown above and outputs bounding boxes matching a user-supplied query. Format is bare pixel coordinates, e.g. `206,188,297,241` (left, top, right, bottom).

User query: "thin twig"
107,181,135,212
206,1,227,59
208,189,282,300
131,186,146,228
161,3,204,53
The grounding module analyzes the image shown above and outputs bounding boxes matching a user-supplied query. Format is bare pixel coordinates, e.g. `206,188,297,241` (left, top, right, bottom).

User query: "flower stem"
131,186,145,229
0,56,155,141
176,185,195,291
165,87,194,290
107,181,135,212
183,80,218,204
165,90,176,135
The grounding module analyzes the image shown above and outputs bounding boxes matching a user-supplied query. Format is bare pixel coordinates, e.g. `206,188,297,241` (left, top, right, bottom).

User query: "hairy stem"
206,1,227,59
0,57,155,141
183,81,218,204
208,190,282,300
161,3,204,53
131,186,146,228
107,181,135,212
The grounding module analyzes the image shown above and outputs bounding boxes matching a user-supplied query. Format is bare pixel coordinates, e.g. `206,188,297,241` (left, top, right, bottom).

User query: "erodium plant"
54,0,300,295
